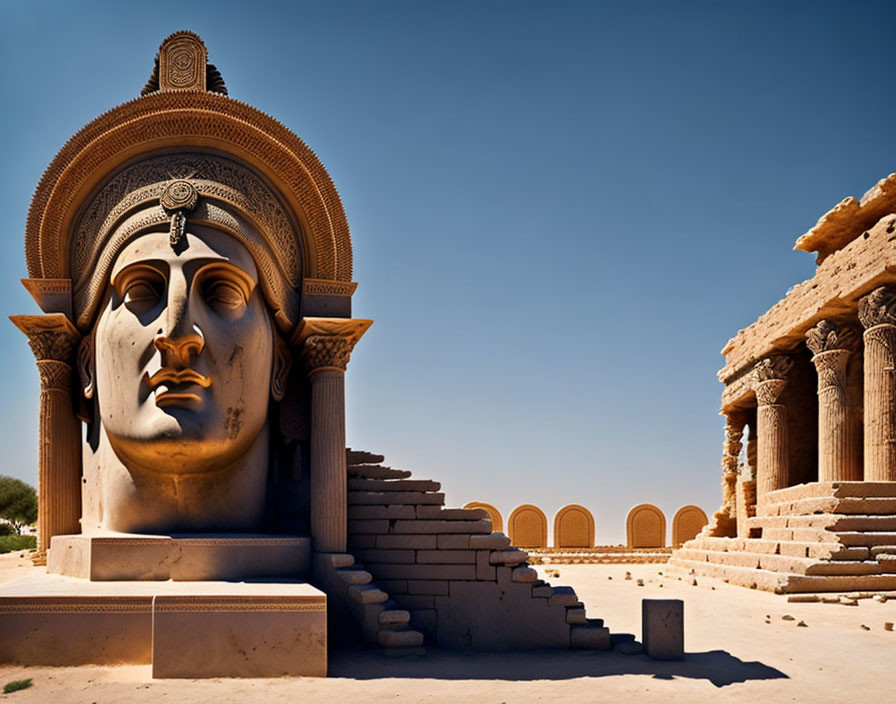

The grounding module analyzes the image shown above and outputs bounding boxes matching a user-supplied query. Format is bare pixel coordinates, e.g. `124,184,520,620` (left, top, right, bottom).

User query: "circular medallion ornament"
160,180,199,213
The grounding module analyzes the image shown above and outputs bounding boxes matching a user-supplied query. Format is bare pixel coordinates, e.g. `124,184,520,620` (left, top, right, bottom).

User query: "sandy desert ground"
0,550,894,703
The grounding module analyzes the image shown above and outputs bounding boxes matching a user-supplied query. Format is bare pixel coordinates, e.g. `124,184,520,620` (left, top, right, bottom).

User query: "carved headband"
71,153,302,334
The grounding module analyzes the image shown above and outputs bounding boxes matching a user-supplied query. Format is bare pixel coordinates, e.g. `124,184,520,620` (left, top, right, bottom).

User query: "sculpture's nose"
153,272,204,367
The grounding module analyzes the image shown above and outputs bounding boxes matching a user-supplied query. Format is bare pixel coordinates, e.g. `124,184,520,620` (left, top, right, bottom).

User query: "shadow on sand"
330,642,787,689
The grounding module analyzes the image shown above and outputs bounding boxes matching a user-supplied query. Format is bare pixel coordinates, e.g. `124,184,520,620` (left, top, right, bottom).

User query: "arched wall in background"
671,505,708,547
626,504,666,548
508,504,548,548
553,504,595,547
463,501,503,533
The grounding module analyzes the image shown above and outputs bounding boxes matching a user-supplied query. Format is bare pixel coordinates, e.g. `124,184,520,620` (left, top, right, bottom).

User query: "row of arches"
463,502,707,549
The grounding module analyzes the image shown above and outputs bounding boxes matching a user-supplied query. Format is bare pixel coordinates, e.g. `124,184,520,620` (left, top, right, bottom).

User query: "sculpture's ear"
78,334,95,399
271,336,291,402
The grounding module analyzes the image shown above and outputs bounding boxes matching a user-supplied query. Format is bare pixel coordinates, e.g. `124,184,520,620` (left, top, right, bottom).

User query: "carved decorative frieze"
858,285,896,329
158,31,207,92
303,279,359,297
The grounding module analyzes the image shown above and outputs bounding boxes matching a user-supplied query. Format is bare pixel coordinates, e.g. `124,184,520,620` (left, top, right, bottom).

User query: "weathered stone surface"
469,532,511,550
376,535,437,550
642,599,684,660
416,550,476,564
348,492,445,506
407,580,449,596
391,520,491,534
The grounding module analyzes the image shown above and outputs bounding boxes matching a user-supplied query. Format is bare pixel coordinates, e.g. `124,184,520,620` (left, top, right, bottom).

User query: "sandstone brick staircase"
326,450,611,651
668,481,896,593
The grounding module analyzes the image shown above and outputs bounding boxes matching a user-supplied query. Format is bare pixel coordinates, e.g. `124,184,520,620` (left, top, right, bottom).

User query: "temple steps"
670,482,896,593
342,448,612,651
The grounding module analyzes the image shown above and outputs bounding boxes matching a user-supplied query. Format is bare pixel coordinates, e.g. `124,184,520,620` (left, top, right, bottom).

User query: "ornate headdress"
23,31,356,336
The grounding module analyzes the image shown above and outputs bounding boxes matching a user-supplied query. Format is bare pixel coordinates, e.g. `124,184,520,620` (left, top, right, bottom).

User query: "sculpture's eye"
205,279,247,311
116,266,164,313
198,264,253,315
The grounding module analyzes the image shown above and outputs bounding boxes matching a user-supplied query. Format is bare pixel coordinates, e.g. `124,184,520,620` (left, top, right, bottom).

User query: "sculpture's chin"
103,413,262,476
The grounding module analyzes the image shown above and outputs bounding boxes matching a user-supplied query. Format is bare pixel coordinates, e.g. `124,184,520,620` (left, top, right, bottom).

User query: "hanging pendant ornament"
160,180,199,247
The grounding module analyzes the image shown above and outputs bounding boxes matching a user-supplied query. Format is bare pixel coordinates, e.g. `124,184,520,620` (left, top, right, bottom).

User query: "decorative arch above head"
24,32,354,335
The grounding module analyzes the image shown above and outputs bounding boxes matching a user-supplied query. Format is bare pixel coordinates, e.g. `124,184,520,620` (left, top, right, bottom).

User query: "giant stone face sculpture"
15,31,369,560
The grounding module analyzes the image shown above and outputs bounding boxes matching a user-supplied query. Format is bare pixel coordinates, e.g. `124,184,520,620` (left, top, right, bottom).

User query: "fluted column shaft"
752,356,793,502
11,314,81,565
807,321,860,482
299,318,371,554
859,287,896,482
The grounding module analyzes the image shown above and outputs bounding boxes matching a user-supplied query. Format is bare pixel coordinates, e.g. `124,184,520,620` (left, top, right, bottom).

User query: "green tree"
0,476,37,534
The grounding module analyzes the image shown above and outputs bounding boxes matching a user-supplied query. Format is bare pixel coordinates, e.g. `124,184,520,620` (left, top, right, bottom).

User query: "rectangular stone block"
417,550,476,564
47,534,312,582
437,534,471,549
409,609,437,640
469,533,511,550
416,506,487,520
152,592,326,677
378,580,408,595
408,580,449,596
392,520,491,534
353,549,416,565
642,599,684,660
348,535,376,549
348,505,416,520
348,491,445,506
348,479,441,492
396,594,435,610
376,534,437,549
476,551,496,581
369,564,476,581
347,520,390,534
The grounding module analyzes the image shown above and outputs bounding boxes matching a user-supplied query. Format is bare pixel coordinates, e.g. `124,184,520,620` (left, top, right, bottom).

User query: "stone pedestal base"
0,574,326,677
47,534,311,581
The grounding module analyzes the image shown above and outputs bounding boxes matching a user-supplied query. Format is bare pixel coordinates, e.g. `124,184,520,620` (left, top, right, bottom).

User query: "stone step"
511,566,539,583
669,556,896,593
685,536,869,560
870,545,896,557
675,547,883,576
346,449,386,465
415,506,488,521
765,482,896,504
348,479,442,492
835,532,896,546
347,465,413,480
338,569,373,585
876,554,896,572
377,628,425,648
570,625,611,649
758,497,896,517
749,514,896,531
348,585,389,604
490,549,530,565
348,492,446,506
379,609,411,628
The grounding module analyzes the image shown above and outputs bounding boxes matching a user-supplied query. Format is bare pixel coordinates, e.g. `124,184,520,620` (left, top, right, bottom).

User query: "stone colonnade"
11,314,82,565
296,318,372,554
737,283,896,507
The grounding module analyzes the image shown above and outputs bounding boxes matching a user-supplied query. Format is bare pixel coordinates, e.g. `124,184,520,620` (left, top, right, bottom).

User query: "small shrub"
0,535,36,554
0,522,13,536
3,678,33,694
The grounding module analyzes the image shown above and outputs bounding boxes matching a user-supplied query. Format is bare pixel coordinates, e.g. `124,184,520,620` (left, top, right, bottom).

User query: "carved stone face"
90,225,283,475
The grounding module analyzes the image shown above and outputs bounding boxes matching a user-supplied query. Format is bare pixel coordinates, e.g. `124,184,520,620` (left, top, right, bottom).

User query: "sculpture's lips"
145,368,211,407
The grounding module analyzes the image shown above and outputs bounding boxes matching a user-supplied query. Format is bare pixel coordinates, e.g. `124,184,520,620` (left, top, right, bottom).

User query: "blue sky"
2,0,895,544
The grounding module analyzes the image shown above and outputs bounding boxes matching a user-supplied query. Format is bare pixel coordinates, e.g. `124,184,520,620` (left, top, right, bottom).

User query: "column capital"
295,317,372,374
751,355,793,406
806,320,860,356
10,314,80,363
858,285,896,329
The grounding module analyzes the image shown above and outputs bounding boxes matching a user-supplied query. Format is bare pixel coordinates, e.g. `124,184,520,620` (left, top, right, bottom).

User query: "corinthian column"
858,286,896,481
10,314,81,565
297,317,372,553
806,321,861,482
752,355,794,502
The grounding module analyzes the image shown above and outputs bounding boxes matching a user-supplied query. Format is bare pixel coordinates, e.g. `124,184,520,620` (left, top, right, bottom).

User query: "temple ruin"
670,176,896,593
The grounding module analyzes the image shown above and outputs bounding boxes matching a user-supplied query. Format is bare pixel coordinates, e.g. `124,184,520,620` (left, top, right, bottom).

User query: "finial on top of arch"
141,31,228,96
